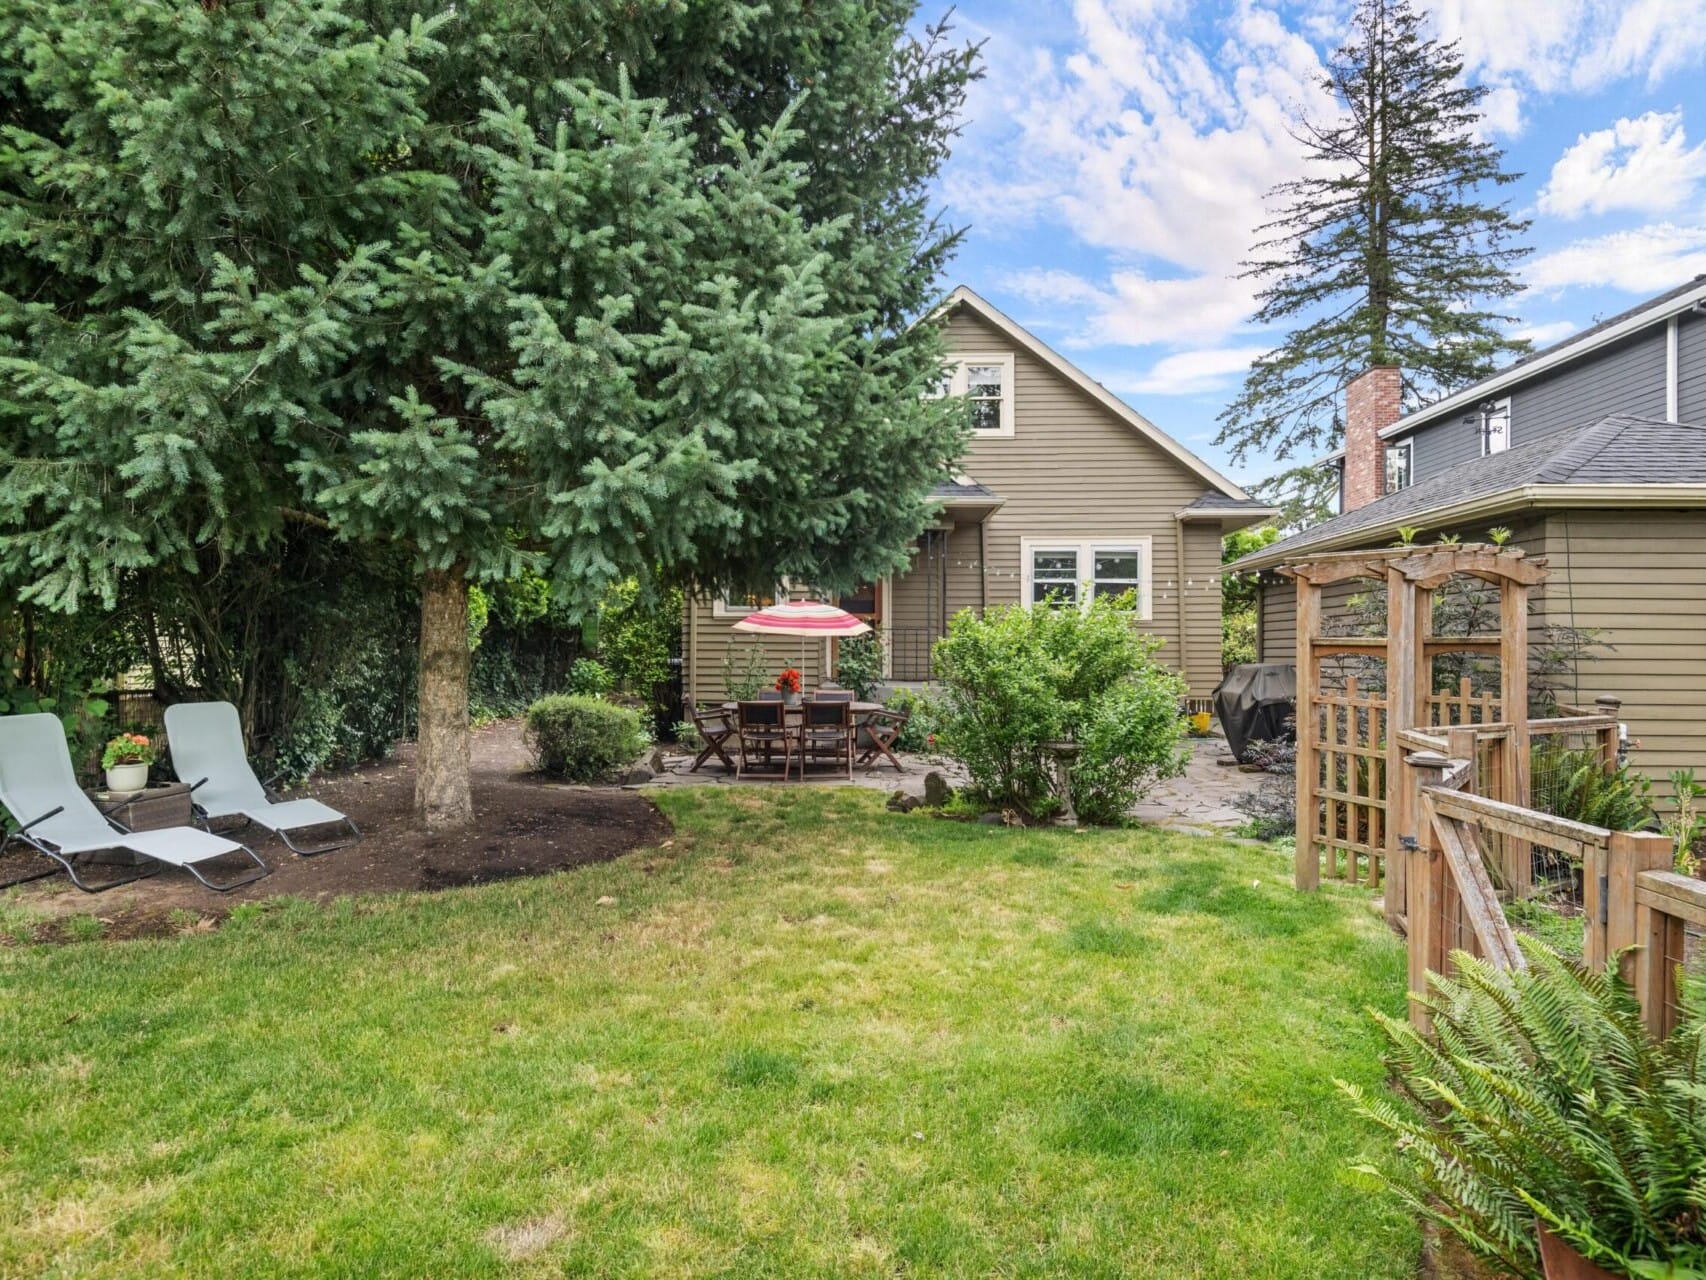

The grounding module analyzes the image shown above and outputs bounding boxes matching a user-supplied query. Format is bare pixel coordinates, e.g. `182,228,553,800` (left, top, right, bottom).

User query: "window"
932,353,1015,436
713,584,785,618
1021,538,1152,619
1479,398,1511,456
1385,440,1412,493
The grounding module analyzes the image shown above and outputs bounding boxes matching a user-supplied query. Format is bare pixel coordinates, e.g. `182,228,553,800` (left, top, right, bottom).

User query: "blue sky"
932,0,1706,487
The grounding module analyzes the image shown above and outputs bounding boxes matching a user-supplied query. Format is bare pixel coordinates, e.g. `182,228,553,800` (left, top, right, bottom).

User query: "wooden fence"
1399,729,1698,1037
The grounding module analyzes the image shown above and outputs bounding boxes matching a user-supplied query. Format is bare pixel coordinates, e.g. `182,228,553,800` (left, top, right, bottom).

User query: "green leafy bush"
933,597,1188,823
524,695,650,782
721,640,770,702
596,581,681,704
834,634,885,700
1530,739,1654,830
568,658,615,697
1345,941,1706,1279
1221,608,1257,669
884,686,942,753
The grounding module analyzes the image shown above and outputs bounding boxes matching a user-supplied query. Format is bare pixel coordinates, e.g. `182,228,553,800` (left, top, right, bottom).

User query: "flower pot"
1537,1227,1621,1280
105,762,149,794
783,692,802,708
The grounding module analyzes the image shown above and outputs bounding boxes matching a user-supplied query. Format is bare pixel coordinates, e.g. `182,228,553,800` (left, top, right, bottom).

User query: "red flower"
775,668,802,694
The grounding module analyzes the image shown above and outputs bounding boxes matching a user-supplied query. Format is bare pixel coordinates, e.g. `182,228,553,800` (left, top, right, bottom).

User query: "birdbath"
1045,740,1081,827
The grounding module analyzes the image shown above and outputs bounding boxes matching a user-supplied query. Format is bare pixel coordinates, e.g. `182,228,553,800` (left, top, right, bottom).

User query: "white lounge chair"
164,701,360,856
0,713,269,893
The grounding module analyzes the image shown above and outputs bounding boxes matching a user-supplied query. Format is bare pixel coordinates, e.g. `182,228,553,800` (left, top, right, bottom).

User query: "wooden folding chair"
736,701,795,781
688,704,736,772
798,700,853,779
856,708,908,772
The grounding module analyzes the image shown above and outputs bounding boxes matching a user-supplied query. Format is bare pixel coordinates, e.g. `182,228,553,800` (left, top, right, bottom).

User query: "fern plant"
1530,739,1654,831
1342,941,1706,1279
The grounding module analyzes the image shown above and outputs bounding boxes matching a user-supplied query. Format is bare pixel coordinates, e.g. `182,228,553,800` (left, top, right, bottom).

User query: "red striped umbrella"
730,600,872,637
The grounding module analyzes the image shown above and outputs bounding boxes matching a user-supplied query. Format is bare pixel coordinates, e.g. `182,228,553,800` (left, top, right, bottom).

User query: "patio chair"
798,699,854,779
811,689,855,703
687,704,736,772
164,701,360,856
0,713,269,893
736,701,795,781
757,690,785,702
856,707,909,773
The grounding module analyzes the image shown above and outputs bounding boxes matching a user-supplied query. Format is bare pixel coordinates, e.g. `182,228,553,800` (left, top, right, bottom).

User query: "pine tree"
0,1,978,828
1216,0,1530,504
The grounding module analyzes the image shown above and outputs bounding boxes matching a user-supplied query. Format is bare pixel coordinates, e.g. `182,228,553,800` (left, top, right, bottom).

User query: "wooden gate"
1283,546,1547,896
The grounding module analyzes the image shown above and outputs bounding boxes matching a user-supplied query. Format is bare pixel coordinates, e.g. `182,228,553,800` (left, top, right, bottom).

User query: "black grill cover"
1213,663,1296,763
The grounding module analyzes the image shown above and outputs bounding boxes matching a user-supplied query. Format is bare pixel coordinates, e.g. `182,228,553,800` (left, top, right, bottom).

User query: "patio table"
720,701,884,777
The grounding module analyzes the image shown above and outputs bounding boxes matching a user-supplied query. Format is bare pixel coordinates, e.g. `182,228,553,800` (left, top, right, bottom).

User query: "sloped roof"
1178,492,1278,516
1232,415,1706,572
938,286,1254,502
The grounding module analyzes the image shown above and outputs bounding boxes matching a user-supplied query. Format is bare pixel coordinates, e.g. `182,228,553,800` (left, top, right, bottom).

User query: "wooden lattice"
1281,546,1547,896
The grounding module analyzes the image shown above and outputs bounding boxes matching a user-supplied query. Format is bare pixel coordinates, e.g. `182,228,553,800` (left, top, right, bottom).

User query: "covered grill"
1213,663,1296,764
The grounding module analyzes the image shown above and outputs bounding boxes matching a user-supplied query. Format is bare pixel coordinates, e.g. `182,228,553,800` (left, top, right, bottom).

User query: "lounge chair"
0,713,269,892
164,701,361,855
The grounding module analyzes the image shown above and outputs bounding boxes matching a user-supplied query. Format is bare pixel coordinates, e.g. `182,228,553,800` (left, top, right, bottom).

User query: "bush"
524,695,650,781
568,657,615,697
933,597,1188,823
1233,737,1296,840
884,686,942,753
1221,607,1257,669
835,635,885,700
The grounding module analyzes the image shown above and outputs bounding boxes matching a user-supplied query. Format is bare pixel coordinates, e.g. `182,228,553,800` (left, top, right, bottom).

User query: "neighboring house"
683,286,1275,704
1231,275,1706,782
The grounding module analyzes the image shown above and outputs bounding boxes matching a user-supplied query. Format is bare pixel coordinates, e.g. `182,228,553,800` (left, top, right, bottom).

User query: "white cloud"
1539,111,1706,219
1005,267,1259,348
1433,0,1706,96
1527,223,1706,294
1507,320,1578,347
1104,345,1271,396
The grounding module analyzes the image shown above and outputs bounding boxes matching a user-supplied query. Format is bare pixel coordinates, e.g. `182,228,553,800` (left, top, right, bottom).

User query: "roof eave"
1227,483,1706,573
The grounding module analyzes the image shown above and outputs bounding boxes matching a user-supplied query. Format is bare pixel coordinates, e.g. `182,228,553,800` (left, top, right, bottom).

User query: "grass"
1,788,1416,1278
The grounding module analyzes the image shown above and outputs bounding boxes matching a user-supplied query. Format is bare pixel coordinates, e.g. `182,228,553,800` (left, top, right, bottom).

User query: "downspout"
1174,520,1190,692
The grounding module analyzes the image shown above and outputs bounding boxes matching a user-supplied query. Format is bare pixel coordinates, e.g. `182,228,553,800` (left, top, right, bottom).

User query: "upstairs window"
1479,398,1511,456
1385,440,1412,493
932,354,1016,436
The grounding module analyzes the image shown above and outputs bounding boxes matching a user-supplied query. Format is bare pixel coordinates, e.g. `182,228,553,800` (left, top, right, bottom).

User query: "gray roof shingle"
1234,415,1706,571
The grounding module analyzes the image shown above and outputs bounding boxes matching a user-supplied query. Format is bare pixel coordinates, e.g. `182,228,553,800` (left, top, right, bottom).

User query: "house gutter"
1228,483,1706,574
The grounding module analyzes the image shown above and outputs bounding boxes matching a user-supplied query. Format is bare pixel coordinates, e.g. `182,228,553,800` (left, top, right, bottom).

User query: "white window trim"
1480,397,1511,457
941,352,1016,437
712,582,789,619
1385,438,1413,493
1020,537,1153,621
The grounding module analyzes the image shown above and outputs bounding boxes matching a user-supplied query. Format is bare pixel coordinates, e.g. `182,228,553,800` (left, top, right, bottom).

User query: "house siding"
1680,312,1706,423
1257,577,1296,662
1535,509,1706,786
943,309,1223,694
1397,330,1670,482
684,587,832,706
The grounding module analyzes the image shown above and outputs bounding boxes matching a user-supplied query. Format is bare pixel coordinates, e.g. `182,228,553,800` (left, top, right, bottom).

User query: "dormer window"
934,353,1015,436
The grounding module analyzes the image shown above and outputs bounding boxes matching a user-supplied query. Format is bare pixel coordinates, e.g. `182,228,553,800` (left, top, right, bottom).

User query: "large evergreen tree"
0,1,977,828
1216,0,1530,512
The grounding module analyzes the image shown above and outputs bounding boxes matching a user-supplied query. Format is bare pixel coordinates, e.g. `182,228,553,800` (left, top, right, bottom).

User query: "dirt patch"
1,721,670,942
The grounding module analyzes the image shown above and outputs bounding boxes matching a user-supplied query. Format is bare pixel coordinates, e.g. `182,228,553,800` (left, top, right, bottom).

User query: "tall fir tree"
1216,0,1530,519
0,0,979,828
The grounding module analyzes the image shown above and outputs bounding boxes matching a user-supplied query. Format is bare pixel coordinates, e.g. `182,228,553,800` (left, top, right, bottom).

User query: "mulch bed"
1,721,671,942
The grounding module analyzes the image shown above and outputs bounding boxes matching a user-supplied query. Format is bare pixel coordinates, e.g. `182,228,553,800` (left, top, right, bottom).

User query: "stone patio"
640,735,1255,835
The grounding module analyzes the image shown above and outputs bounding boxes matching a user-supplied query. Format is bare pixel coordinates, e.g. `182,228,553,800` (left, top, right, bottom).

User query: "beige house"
682,287,1275,704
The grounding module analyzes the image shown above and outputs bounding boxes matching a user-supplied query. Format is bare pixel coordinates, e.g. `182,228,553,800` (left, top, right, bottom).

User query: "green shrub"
884,686,942,753
596,580,681,704
1530,739,1654,830
524,695,650,781
1345,941,1706,1279
1071,673,1192,825
568,657,615,698
1221,607,1256,669
933,597,1188,823
834,635,885,700
721,639,770,702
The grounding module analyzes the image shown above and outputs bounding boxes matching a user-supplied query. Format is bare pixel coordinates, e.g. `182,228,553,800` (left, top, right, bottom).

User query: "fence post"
1594,694,1623,770
1634,899,1684,1038
1404,749,1451,1029
1294,576,1320,892
1597,831,1673,982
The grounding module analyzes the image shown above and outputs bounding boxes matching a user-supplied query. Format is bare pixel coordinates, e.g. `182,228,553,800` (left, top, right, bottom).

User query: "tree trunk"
415,564,474,831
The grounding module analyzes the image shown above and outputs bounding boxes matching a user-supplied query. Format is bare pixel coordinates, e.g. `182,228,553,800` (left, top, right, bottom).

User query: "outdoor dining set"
686,691,909,781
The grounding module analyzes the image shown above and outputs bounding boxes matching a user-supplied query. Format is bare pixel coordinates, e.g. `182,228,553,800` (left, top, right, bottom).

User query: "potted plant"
775,668,803,707
1343,939,1706,1280
101,732,156,793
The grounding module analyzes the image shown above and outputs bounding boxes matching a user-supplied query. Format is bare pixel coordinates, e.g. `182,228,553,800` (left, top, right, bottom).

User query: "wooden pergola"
1278,545,1548,894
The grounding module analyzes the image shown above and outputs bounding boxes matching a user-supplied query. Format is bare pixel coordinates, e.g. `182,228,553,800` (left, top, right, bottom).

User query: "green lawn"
1,788,1417,1278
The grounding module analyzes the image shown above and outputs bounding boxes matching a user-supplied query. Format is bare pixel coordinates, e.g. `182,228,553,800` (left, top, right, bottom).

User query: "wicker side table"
82,781,195,864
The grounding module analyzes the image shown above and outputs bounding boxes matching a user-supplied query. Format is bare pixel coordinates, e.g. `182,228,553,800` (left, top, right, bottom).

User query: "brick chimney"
1342,365,1403,512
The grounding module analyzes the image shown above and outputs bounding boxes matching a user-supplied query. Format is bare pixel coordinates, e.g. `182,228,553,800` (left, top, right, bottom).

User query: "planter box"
82,782,195,865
